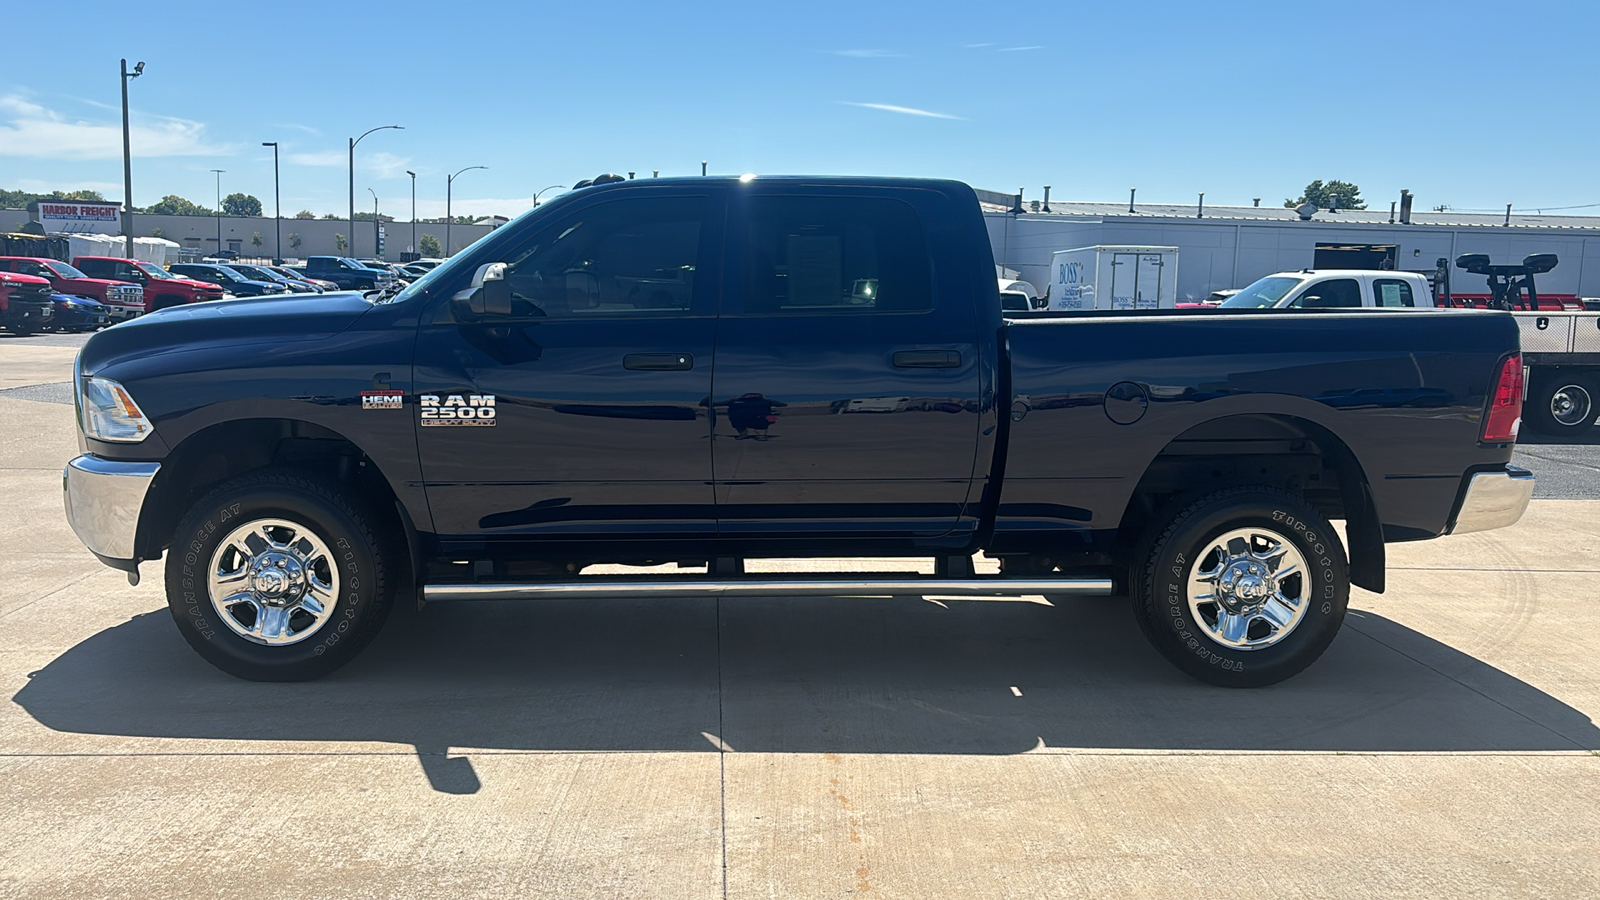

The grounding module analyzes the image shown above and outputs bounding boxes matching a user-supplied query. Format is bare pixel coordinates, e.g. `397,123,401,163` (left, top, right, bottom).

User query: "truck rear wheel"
1131,486,1348,687
1525,374,1597,437
163,470,393,681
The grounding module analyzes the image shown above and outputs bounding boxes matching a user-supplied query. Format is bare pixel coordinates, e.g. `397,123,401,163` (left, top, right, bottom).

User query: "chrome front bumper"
63,455,160,563
1449,466,1535,535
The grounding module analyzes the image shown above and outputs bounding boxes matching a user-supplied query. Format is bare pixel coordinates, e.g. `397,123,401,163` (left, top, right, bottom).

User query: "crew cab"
71,257,225,311
0,269,55,334
62,177,1533,688
1221,270,1440,310
0,257,144,321
299,256,394,292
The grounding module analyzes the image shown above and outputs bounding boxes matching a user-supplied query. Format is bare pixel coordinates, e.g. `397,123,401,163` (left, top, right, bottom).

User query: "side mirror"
454,262,513,318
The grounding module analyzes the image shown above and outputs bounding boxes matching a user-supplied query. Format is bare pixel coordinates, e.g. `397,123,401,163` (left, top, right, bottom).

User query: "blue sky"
1,0,1595,220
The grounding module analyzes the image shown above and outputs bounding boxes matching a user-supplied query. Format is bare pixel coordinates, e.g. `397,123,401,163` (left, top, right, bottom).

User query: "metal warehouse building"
976,190,1600,304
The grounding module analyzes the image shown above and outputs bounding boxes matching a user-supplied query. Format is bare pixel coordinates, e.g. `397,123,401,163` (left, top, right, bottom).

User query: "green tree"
146,194,212,216
418,233,442,256
293,209,316,219
149,227,165,239
250,232,263,251
222,193,263,217
288,232,302,252
334,233,347,253
321,212,342,220
352,211,396,222
1285,180,1366,210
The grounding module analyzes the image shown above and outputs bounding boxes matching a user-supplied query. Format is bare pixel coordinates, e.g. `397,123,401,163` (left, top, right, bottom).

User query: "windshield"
50,262,88,278
1220,276,1304,308
231,265,274,280
136,262,174,279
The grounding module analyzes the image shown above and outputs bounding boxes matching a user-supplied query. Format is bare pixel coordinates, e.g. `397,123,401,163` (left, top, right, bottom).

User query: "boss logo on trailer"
420,394,497,426
360,390,404,411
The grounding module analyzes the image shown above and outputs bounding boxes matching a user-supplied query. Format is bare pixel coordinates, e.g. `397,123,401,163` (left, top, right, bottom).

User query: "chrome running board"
423,577,1115,602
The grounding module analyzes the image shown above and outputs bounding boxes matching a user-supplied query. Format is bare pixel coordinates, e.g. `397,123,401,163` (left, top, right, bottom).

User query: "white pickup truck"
1221,267,1599,436
1220,270,1439,310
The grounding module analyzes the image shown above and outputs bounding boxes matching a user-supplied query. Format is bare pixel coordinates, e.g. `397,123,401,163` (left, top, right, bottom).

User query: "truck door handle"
893,350,961,368
623,352,694,371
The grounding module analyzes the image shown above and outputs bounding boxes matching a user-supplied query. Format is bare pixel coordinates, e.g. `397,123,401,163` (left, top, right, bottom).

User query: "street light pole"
406,170,416,257
349,124,402,258
445,165,487,256
533,184,566,207
119,59,144,258
210,169,225,256
262,142,280,261
368,188,380,260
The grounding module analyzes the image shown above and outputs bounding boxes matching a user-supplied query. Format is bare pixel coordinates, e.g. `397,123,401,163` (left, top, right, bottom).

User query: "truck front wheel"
1525,374,1597,437
1131,486,1349,687
163,470,394,681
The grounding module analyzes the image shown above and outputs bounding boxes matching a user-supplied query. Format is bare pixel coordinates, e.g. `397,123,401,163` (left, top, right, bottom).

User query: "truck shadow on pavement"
14,594,1598,794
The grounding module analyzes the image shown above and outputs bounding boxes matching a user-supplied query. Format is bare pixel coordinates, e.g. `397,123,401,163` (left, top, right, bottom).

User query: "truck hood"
77,291,374,375
0,272,52,288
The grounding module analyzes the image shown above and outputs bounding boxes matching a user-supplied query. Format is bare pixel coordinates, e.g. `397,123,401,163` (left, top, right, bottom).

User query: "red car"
71,257,224,311
0,257,145,321
0,270,55,335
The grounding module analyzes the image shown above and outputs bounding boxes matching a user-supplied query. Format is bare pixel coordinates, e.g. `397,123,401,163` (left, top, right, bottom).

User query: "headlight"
78,376,155,443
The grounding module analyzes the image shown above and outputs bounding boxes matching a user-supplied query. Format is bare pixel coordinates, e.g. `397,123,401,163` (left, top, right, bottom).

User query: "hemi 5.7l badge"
361,390,404,410
420,393,497,426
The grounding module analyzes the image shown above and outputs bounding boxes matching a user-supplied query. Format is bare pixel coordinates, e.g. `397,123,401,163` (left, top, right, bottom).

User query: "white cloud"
998,45,1043,52
827,49,904,58
963,42,997,48
0,94,231,159
841,102,962,120
289,149,412,178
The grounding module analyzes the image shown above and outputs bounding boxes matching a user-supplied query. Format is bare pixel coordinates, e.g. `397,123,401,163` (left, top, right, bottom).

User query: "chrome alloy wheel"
207,518,339,646
1550,383,1594,427
1186,527,1309,651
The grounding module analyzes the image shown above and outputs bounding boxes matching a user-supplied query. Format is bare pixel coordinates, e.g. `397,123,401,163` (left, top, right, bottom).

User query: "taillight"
1481,353,1524,443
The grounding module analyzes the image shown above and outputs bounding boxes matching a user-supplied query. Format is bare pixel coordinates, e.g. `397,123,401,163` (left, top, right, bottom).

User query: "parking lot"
2,332,1598,898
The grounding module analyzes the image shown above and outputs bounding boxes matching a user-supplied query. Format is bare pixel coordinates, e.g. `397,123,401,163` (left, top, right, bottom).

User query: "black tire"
6,325,37,336
164,470,393,681
1525,373,1597,437
1131,486,1349,687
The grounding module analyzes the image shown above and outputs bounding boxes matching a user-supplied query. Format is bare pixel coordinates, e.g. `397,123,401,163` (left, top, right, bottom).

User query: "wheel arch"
134,416,420,588
1119,412,1385,593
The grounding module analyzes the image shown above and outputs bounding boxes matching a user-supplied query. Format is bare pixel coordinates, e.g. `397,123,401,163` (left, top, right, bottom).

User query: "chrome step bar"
424,577,1115,602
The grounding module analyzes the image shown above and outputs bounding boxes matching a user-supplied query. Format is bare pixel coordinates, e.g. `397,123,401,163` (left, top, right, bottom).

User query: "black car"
168,263,287,298
226,263,321,294
49,293,109,332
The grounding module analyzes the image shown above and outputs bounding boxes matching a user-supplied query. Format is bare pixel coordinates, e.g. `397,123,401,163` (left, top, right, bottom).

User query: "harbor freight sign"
36,201,122,234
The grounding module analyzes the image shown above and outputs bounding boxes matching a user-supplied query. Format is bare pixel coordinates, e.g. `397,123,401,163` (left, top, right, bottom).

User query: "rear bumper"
63,455,160,564
1448,465,1535,535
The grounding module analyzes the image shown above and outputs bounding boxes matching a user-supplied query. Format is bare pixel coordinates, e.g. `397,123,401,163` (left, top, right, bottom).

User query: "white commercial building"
977,190,1600,304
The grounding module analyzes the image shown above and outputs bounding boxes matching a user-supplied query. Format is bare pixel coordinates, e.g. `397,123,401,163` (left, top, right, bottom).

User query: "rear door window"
1372,278,1416,307
737,196,931,314
1293,278,1361,308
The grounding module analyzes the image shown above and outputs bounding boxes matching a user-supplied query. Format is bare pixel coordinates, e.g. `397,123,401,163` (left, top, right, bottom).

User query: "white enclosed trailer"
1047,245,1178,311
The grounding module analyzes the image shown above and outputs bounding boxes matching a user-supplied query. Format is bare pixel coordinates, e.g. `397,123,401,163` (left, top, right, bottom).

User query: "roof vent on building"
1295,202,1317,220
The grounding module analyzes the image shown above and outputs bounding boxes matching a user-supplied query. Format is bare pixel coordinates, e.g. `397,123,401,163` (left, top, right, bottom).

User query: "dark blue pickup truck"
299,256,394,292
62,177,1533,686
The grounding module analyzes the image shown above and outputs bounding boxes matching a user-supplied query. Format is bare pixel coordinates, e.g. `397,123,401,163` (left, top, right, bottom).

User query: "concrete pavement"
1,341,1596,899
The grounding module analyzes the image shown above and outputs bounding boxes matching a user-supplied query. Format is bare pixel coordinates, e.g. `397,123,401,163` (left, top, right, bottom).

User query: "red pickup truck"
0,257,145,321
71,257,224,311
0,270,55,335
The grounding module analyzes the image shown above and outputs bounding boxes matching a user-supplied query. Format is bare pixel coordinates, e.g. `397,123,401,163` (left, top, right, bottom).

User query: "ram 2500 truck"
0,257,145,321
62,177,1533,687
71,257,225,311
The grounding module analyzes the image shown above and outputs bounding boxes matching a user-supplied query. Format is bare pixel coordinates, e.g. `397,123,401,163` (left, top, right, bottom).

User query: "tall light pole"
119,59,144,258
446,165,486,256
406,170,416,257
533,184,566,207
349,125,402,257
262,142,280,262
367,188,380,260
210,169,225,257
